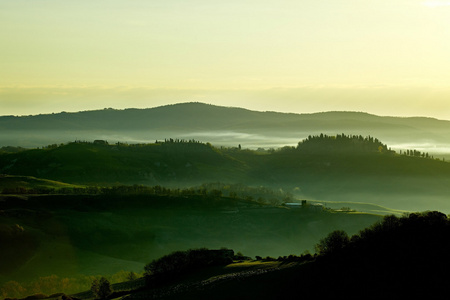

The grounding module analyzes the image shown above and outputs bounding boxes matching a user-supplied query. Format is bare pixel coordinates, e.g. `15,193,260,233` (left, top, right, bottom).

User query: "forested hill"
1,135,450,212
297,134,392,154
1,102,450,148
1,102,448,131
0,140,247,186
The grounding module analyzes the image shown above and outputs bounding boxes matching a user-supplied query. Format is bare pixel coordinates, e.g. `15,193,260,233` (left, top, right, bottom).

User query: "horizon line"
0,101,445,121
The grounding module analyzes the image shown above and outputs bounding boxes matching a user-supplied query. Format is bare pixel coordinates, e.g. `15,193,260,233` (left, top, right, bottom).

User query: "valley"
1,104,450,299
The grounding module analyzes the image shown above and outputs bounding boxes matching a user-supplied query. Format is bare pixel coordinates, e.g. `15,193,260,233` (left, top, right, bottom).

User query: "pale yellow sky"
1,0,450,118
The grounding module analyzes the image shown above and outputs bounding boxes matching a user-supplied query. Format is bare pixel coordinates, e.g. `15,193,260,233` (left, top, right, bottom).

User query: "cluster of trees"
1,185,97,195
0,184,150,195
401,149,432,159
158,138,203,144
314,230,350,256
1,183,290,207
144,248,234,279
199,183,293,205
90,277,112,300
0,271,139,300
34,140,105,150
255,252,314,263
304,211,450,298
111,139,210,151
38,139,208,150
297,134,393,154
314,211,450,257
34,137,440,163
40,143,64,149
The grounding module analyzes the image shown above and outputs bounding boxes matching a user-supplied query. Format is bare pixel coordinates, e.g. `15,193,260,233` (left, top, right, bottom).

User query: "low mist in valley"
2,103,450,155
4,0,450,296
1,104,450,299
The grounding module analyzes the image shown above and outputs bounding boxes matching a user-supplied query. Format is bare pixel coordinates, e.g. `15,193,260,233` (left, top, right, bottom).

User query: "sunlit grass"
226,261,276,268
0,174,84,192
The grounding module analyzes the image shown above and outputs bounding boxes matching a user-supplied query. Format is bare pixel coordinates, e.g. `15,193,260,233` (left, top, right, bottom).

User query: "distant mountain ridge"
1,102,450,150
1,102,448,129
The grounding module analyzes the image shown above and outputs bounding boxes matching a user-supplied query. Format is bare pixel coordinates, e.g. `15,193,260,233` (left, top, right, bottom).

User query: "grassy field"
0,175,84,193
0,193,382,297
1,135,449,298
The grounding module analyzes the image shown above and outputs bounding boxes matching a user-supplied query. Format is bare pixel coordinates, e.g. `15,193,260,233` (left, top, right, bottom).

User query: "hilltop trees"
307,211,450,298
295,133,438,161
404,149,431,159
314,211,450,258
90,277,112,300
314,230,350,255
144,248,234,279
297,134,393,154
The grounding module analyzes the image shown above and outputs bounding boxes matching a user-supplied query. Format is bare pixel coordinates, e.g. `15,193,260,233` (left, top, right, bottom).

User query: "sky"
1,0,450,119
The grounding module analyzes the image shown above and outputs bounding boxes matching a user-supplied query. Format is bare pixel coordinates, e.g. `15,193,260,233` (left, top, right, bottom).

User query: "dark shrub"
144,248,234,278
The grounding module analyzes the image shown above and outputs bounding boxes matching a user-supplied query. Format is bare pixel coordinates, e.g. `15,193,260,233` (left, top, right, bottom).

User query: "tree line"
400,149,432,159
0,271,140,300
297,133,393,154
0,183,291,207
314,210,450,257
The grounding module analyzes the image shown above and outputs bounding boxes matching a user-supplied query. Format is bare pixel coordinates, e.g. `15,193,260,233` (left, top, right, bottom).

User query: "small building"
285,200,324,211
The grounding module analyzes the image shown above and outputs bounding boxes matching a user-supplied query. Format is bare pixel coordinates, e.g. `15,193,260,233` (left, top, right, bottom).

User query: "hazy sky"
1,0,450,119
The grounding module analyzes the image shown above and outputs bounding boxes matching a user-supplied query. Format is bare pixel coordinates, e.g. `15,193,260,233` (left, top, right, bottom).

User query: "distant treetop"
297,133,393,154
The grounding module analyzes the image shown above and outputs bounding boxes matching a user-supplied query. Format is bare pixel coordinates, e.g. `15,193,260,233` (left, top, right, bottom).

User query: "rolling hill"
0,175,84,194
1,128,449,298
122,211,450,300
5,211,447,299
1,135,450,212
0,192,382,294
1,102,450,157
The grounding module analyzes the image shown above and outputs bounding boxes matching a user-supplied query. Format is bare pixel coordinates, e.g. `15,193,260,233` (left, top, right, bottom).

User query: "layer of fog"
2,130,450,159
0,130,302,149
303,192,450,215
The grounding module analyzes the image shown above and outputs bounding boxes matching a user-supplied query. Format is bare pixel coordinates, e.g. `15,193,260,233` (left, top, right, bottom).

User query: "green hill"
8,211,448,300
2,135,449,212
113,211,450,300
160,211,450,299
0,192,381,294
0,175,83,194
0,141,248,186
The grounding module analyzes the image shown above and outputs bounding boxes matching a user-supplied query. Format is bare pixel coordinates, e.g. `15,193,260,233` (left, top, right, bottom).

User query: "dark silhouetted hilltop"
134,211,450,300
